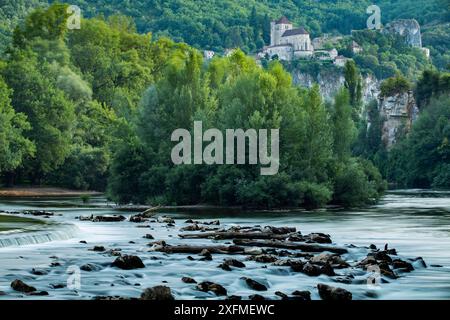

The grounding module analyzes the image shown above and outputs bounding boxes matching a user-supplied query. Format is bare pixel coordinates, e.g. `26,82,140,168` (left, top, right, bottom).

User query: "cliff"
292,69,380,103
378,90,418,148
291,68,418,148
383,19,422,48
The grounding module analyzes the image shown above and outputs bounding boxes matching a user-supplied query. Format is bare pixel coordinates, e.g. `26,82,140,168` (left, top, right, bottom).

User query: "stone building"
261,16,313,61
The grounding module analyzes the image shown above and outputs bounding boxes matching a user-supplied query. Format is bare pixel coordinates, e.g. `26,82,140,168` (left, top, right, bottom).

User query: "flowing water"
0,190,449,300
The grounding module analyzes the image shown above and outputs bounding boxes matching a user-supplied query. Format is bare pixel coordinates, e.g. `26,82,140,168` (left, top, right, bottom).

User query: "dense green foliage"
0,3,447,209
106,51,385,208
353,69,450,189
415,70,450,108
1,1,448,69
0,74,35,177
387,94,450,188
345,29,433,79
380,74,412,97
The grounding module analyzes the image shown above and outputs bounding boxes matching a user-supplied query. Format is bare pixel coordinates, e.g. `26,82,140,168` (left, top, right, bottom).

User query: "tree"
331,88,355,161
2,53,75,181
0,76,35,183
344,60,362,118
387,94,450,188
380,73,412,97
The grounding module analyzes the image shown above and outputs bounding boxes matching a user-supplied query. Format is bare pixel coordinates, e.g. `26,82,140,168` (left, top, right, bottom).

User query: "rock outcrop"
379,90,418,148
141,286,174,300
384,19,422,48
292,70,380,103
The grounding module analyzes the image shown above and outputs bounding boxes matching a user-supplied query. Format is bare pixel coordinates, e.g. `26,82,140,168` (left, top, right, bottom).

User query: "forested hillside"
0,2,448,207
0,3,390,208
1,0,449,69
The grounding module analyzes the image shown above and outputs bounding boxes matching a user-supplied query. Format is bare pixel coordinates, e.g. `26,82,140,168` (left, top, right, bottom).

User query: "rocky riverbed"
0,190,449,300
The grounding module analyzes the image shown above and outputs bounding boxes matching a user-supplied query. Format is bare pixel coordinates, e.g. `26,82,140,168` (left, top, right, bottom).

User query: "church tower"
270,16,293,46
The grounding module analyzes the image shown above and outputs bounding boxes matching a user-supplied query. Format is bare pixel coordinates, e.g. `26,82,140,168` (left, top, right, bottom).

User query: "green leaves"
0,76,35,173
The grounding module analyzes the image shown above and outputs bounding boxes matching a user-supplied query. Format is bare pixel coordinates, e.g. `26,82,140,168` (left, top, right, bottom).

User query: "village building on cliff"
258,16,349,65
259,16,313,61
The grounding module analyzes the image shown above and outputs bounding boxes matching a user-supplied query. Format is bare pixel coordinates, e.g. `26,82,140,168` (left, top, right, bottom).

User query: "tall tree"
0,76,35,184
332,88,355,161
344,60,363,118
2,53,75,182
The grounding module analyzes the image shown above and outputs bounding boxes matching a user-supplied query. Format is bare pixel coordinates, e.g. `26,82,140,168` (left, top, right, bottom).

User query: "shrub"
380,74,412,97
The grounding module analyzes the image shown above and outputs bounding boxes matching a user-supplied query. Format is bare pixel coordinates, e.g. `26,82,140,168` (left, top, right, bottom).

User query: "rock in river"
80,263,102,272
223,258,246,268
112,255,145,270
141,286,174,300
197,281,227,296
317,283,352,301
11,279,36,293
181,277,197,284
291,290,311,301
93,215,126,222
241,277,267,291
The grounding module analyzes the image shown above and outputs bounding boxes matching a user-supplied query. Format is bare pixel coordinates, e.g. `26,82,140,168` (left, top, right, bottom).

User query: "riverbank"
0,187,101,197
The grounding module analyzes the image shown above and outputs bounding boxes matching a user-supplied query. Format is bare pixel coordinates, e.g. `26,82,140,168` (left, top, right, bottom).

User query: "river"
0,189,449,300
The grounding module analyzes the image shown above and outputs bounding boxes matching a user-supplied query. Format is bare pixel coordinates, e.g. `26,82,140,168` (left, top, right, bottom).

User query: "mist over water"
0,190,449,300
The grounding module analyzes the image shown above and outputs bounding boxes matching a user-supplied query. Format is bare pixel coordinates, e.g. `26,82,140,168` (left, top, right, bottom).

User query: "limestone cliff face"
378,91,418,148
291,69,418,148
383,19,422,48
292,69,380,103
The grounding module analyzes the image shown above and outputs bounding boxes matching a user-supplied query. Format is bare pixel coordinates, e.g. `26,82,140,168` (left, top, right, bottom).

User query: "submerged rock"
309,253,349,268
181,277,197,284
305,233,332,244
223,258,246,268
226,295,242,300
29,291,49,296
141,286,174,300
11,279,36,293
80,263,102,272
317,283,352,301
31,268,48,276
249,294,266,301
218,263,232,271
112,255,145,270
22,210,54,216
199,249,212,261
197,281,227,296
241,277,267,291
93,215,126,222
263,226,296,234
392,259,414,272
249,254,278,263
91,246,106,252
291,290,311,301
129,215,147,223
275,291,288,300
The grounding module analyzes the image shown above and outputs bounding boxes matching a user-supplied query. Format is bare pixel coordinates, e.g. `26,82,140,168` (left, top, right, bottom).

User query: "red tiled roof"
275,16,291,24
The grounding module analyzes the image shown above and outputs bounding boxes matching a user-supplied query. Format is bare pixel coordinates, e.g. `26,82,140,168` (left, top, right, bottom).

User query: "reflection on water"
0,190,449,300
